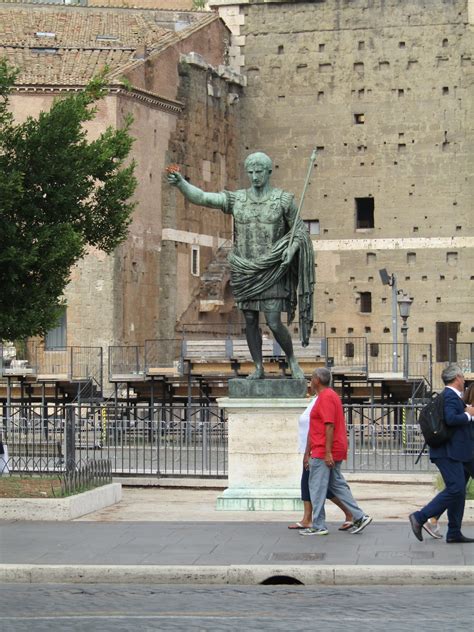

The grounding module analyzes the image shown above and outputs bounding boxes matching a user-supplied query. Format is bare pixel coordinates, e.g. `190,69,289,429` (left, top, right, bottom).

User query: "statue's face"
246,162,270,189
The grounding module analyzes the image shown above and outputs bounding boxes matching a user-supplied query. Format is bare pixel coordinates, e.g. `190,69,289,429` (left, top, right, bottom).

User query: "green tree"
0,60,136,340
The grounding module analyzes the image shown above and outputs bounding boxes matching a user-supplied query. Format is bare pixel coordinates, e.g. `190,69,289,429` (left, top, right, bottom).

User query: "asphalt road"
1,583,473,631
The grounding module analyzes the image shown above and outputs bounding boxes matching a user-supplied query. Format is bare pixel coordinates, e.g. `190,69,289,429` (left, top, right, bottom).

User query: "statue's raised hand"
166,164,183,186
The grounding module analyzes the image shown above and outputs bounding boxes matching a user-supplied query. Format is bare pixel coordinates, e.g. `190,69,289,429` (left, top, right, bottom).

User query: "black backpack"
418,391,454,448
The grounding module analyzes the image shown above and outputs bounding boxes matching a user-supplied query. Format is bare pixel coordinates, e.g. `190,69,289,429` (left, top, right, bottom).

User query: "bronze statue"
167,152,314,379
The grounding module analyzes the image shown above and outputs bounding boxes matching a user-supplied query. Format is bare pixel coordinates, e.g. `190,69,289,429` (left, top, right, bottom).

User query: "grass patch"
0,474,106,498
0,475,62,498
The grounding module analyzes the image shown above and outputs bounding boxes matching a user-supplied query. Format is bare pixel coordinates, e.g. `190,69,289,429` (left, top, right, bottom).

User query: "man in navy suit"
409,364,474,543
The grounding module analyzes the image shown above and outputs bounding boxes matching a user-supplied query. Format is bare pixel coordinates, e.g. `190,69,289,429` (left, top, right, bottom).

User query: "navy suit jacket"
430,387,474,462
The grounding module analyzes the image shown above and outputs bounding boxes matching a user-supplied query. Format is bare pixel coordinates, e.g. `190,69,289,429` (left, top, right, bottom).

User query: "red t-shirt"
309,388,348,461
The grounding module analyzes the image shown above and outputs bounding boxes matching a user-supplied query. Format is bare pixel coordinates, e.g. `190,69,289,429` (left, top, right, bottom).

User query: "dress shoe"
409,513,423,541
446,535,474,543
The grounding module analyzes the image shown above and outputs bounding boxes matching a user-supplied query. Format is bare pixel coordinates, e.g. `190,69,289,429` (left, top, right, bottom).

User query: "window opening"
191,246,200,276
303,219,320,235
355,198,374,229
45,310,67,349
359,292,372,313
369,343,379,357
436,322,459,362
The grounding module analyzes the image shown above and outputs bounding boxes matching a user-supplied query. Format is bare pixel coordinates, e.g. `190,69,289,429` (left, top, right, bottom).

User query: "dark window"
436,322,460,362
355,197,374,228
345,342,355,358
354,113,365,124
369,343,379,357
191,246,200,276
45,311,67,349
359,292,372,313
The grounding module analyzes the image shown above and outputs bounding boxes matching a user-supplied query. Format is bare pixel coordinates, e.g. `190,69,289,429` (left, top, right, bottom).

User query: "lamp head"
397,293,413,319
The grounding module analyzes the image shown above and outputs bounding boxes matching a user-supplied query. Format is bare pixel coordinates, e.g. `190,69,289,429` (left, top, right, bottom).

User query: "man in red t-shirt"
300,367,373,536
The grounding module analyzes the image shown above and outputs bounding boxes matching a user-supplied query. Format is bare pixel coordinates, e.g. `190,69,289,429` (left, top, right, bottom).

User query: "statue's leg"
243,309,264,379
264,311,305,379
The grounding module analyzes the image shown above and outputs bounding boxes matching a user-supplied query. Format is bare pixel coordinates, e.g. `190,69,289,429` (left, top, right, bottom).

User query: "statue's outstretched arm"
167,171,226,210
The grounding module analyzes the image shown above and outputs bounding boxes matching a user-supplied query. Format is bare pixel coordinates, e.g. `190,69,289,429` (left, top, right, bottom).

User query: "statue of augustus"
167,152,314,379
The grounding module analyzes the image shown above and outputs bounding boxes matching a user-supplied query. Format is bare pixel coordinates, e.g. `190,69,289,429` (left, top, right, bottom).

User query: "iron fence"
109,346,145,380
448,342,474,373
344,403,434,472
59,459,112,496
0,402,436,477
1,402,228,477
367,343,432,385
326,337,368,372
144,338,185,372
0,342,103,391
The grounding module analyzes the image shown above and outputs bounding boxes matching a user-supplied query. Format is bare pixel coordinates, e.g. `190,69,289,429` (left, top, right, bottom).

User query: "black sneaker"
350,515,373,534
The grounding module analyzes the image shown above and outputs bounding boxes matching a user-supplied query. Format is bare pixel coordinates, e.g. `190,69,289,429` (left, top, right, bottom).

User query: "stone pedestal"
216,397,308,510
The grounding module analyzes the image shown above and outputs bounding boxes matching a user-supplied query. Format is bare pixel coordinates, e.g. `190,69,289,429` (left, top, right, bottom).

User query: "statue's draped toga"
222,188,314,347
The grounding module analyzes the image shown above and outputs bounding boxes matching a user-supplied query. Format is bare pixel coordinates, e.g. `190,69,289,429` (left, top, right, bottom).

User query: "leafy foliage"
0,61,137,340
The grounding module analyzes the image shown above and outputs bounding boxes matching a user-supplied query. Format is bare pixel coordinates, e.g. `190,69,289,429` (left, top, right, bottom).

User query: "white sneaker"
299,527,329,536
350,515,373,534
422,518,443,539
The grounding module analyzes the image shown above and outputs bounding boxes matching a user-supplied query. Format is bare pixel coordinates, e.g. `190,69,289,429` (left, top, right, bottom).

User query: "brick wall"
158,57,242,345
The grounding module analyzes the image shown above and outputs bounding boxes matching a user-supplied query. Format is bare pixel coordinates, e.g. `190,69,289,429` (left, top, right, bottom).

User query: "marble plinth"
216,397,308,511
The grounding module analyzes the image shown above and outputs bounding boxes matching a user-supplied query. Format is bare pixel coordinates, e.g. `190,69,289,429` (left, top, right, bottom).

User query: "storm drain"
260,575,304,585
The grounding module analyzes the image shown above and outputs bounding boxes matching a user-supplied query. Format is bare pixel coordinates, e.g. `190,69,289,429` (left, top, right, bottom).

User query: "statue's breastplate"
233,190,286,259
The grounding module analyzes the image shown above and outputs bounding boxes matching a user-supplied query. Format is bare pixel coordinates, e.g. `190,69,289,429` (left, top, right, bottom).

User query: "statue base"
216,488,303,511
216,397,308,511
228,378,307,399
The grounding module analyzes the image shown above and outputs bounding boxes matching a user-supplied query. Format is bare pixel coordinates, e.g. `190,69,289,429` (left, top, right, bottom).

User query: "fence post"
347,426,355,472
203,420,208,472
64,405,76,473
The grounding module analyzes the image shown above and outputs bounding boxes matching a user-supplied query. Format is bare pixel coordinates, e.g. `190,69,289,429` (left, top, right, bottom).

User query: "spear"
288,147,317,248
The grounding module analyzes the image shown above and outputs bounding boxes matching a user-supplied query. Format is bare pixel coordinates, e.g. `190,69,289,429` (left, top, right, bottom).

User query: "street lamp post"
397,293,413,380
379,269,398,372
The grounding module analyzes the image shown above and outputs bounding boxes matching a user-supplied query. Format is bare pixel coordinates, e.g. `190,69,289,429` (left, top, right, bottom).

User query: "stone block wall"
212,0,474,365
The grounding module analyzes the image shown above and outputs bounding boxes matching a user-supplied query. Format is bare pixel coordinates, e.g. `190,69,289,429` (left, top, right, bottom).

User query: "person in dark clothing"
409,365,474,543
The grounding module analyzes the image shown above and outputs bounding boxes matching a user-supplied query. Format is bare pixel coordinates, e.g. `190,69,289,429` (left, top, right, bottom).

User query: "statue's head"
244,152,272,187
244,152,272,173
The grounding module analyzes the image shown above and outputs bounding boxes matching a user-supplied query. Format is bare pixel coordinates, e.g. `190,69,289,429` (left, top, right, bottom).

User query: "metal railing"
145,338,185,372
59,459,112,496
109,346,145,380
0,342,103,392
0,402,228,477
1,402,435,476
367,343,432,385
448,342,474,373
344,403,434,472
326,337,368,372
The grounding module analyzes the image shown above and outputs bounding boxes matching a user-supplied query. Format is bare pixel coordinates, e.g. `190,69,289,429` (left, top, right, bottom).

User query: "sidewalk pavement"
1,479,473,586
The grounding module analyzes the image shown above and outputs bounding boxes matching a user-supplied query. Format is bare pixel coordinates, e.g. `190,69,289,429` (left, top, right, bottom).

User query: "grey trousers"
308,458,365,530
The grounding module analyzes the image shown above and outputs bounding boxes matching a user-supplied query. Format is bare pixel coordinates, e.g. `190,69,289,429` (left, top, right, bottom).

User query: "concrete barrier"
1,483,122,521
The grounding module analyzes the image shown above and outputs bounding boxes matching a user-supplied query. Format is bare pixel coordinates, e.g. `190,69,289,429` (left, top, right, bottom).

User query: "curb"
1,564,472,586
